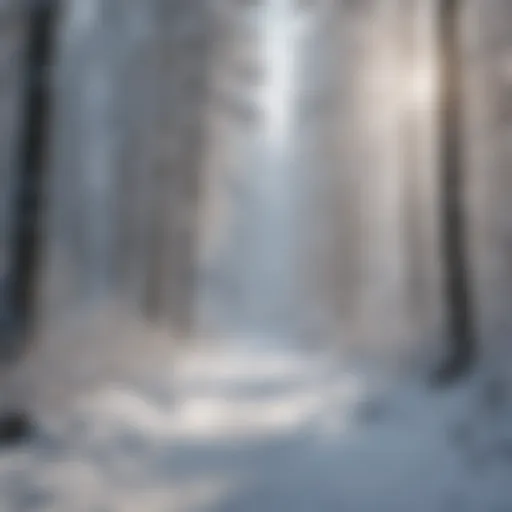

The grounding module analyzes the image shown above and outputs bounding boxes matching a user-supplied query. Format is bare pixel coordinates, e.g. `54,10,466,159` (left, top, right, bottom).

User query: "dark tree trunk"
434,0,476,384
5,0,58,358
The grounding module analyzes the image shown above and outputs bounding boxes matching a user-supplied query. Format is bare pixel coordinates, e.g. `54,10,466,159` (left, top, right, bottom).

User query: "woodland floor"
0,337,511,512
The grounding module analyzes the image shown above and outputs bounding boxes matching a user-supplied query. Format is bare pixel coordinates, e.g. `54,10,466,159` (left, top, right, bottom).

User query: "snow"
1,336,512,512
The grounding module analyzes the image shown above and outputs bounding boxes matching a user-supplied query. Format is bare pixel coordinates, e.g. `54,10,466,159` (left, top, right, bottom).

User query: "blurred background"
0,0,512,510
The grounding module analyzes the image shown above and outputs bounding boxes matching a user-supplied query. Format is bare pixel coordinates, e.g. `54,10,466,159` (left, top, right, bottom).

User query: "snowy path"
0,340,511,511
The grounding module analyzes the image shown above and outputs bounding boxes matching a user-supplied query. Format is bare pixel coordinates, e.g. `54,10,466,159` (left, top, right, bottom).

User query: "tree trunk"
434,0,476,383
4,0,59,359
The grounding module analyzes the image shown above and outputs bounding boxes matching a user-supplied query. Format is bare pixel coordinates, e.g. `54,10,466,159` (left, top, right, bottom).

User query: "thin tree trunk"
434,0,476,383
6,0,58,358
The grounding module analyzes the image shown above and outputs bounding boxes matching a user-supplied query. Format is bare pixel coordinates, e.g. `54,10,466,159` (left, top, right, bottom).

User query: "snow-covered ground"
0,336,512,512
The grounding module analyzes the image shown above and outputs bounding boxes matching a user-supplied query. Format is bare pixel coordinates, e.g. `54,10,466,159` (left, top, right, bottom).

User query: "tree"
434,0,476,383
5,0,59,358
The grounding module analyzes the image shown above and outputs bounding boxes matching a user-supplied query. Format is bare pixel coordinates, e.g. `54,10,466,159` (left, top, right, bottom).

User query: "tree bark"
5,0,59,359
434,0,476,383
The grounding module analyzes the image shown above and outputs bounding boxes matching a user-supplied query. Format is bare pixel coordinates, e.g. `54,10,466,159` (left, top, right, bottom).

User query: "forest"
0,0,511,510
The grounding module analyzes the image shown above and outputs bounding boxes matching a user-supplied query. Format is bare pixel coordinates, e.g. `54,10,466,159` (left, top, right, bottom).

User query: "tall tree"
5,0,59,359
434,0,476,383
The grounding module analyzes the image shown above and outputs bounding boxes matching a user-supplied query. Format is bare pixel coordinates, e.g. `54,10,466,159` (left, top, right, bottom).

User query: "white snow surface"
1,333,512,512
